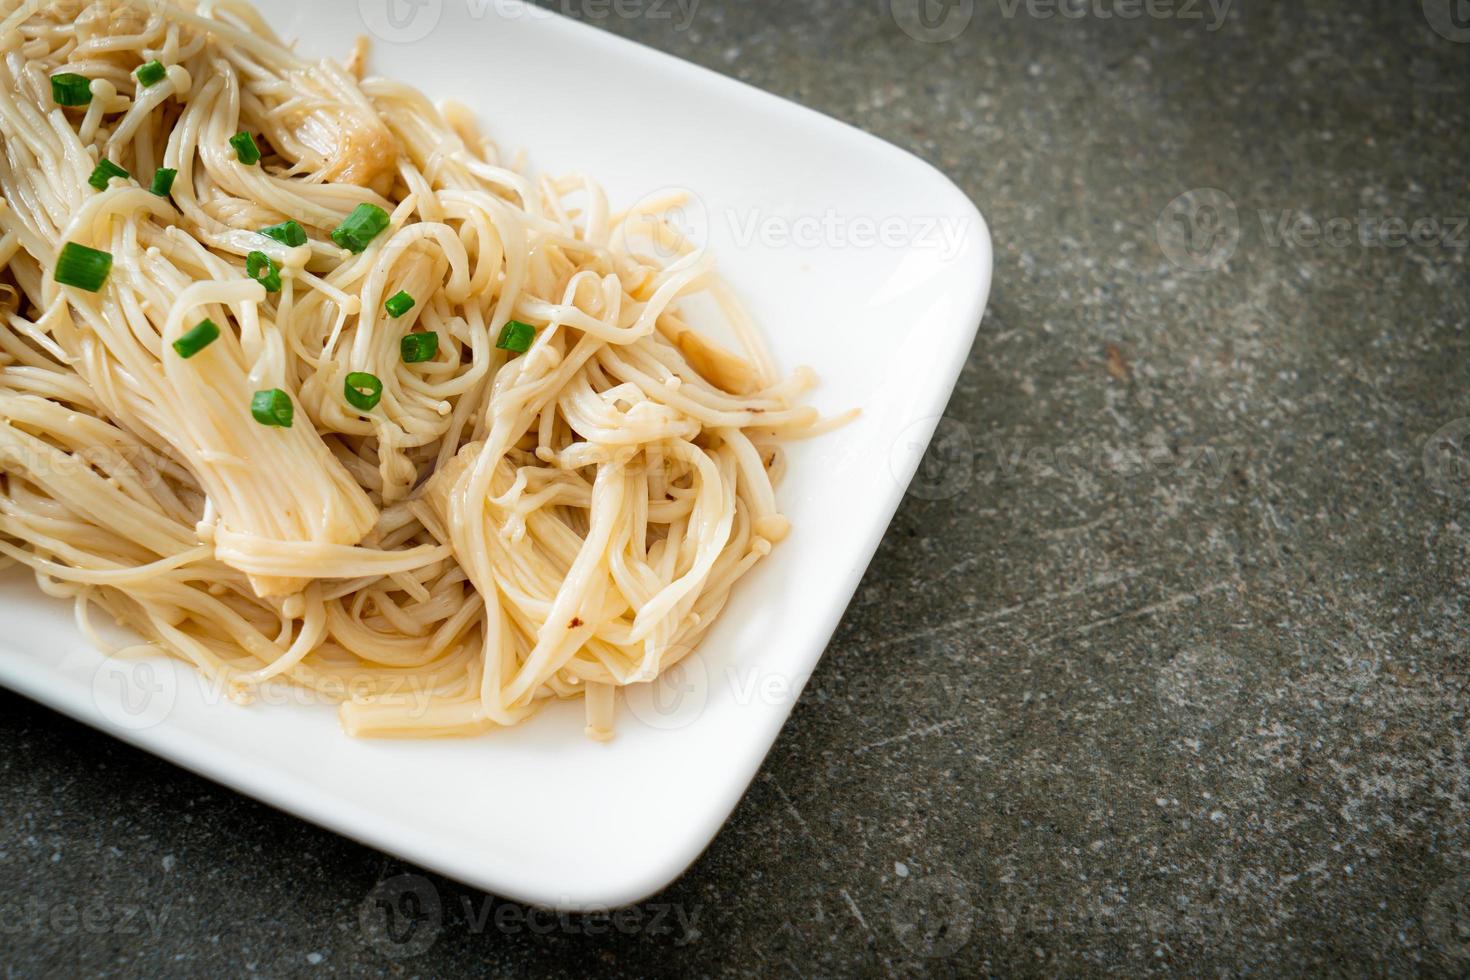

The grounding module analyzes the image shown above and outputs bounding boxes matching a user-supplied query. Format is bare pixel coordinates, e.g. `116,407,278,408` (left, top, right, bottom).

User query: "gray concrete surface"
4,0,1470,976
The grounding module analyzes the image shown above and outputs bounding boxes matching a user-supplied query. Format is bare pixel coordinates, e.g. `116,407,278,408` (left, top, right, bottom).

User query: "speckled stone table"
4,1,1469,976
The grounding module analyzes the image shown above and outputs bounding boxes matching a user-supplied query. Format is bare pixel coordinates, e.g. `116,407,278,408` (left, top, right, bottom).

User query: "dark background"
5,0,1470,975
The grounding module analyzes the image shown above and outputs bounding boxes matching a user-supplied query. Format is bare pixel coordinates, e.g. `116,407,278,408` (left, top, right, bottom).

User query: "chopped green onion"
259,220,307,247
229,130,261,165
343,372,383,412
150,167,177,197
172,319,220,359
250,389,293,428
245,251,281,293
330,203,390,254
400,332,438,364
384,291,415,318
495,319,536,355
135,60,167,87
87,159,129,191
50,73,92,107
54,242,112,292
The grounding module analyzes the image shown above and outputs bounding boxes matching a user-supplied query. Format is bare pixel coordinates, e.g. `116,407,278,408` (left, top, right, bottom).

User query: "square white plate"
0,0,991,908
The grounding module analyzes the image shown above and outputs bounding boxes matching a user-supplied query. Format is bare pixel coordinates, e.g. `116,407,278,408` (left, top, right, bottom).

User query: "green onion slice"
343,372,383,412
330,203,390,254
400,332,438,364
384,290,415,318
172,319,220,359
87,159,129,191
250,389,293,428
150,167,177,197
495,320,536,355
135,60,167,87
259,220,307,247
50,73,92,107
54,242,112,292
245,251,281,292
230,131,261,165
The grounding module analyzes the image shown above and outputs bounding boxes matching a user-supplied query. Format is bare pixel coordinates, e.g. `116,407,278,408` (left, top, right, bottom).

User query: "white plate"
0,0,992,908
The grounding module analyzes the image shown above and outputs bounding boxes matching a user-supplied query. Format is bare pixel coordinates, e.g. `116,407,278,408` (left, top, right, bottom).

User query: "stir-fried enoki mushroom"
0,0,851,739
